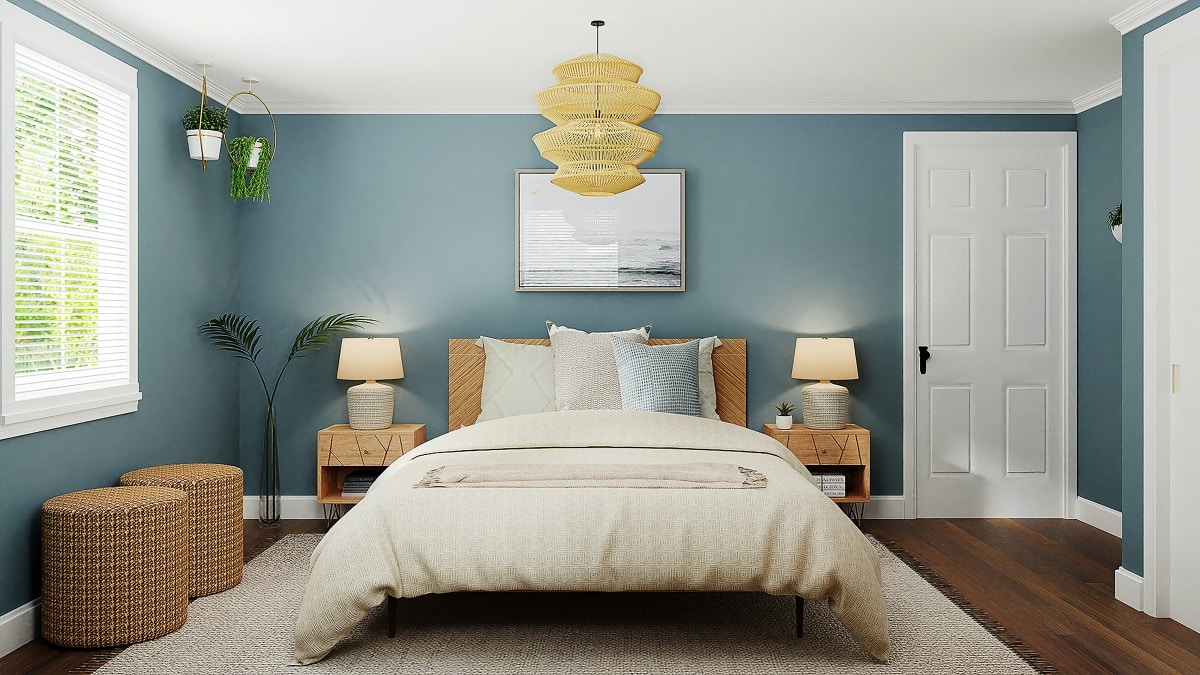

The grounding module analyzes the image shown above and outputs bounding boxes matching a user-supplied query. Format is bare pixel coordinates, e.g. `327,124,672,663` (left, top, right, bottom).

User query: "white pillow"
475,337,556,423
698,336,722,419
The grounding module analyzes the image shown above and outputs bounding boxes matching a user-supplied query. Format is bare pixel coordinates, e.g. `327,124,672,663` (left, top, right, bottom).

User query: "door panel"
909,132,1073,517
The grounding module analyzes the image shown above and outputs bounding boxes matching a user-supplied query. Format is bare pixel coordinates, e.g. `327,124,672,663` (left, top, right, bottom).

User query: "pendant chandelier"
534,20,661,197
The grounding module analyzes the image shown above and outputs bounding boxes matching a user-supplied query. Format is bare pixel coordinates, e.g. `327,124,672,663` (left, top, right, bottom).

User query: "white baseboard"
863,495,906,519
1115,566,1144,611
0,598,40,658
243,495,322,520
1076,497,1122,538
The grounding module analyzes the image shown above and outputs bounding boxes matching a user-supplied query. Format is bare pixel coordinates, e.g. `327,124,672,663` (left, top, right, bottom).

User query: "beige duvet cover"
293,410,890,664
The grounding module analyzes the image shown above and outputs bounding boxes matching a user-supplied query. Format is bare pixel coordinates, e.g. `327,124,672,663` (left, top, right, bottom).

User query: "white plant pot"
186,129,224,161
776,415,793,430
247,141,263,169
1111,223,1123,243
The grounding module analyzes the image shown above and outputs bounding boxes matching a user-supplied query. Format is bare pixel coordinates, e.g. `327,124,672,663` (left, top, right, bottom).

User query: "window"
1,6,139,439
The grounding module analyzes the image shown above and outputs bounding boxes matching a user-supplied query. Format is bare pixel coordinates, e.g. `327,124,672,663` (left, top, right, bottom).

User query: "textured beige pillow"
475,337,556,423
698,336,722,419
546,322,651,411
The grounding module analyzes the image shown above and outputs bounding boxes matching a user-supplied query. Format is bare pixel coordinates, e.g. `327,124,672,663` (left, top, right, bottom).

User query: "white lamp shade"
791,337,858,381
337,337,404,381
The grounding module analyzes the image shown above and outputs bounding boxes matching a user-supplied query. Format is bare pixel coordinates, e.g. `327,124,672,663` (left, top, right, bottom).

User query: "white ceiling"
43,0,1134,114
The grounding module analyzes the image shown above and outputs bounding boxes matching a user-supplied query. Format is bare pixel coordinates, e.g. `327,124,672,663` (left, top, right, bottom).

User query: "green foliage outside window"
12,71,101,375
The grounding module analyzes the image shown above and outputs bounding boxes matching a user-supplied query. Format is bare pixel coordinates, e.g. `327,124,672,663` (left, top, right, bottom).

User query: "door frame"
901,131,1078,519
1142,8,1200,618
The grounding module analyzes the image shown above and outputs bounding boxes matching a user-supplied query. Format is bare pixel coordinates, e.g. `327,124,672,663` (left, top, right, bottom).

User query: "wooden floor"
5,518,1199,674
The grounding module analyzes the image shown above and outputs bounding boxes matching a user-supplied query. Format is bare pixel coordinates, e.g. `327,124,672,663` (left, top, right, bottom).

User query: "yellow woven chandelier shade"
533,21,660,197
551,53,643,82
551,162,645,197
536,77,660,126
532,120,662,167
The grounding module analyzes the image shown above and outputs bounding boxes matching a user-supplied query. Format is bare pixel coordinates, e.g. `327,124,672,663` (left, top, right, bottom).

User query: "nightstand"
316,423,425,525
763,423,870,523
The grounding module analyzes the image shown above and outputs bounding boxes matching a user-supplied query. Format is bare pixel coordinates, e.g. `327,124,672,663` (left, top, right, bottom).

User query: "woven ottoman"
120,463,243,597
42,486,189,648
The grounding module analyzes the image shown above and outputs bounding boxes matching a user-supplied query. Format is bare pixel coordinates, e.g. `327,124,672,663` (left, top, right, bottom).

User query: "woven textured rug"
89,533,1052,674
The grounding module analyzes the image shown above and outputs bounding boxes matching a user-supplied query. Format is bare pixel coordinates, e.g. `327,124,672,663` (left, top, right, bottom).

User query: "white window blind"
12,44,132,401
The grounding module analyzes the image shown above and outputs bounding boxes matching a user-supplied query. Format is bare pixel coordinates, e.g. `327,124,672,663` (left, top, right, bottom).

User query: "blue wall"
0,1,241,616
1119,0,1200,577
1076,98,1123,511
235,113,1076,500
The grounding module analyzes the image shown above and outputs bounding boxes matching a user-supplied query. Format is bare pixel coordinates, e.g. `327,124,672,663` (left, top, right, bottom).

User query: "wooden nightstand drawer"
318,424,425,467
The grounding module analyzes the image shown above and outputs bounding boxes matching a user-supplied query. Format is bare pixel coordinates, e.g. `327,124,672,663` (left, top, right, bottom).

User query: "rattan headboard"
448,338,747,430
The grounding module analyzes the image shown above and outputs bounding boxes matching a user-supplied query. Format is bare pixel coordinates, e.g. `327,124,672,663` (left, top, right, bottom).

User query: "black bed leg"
795,596,804,639
388,596,398,638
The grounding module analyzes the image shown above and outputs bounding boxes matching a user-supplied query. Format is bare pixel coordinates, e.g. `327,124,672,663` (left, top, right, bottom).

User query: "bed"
293,337,890,664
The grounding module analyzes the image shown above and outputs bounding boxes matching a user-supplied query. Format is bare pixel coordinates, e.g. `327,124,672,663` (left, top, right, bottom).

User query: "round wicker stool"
120,463,244,597
42,486,189,648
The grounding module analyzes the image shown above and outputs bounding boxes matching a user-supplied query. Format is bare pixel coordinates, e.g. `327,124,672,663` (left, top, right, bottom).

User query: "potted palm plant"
181,104,229,161
775,401,796,430
199,312,375,526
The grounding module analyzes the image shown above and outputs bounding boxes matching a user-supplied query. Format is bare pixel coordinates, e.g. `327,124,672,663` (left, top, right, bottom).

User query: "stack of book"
341,469,384,498
815,474,847,498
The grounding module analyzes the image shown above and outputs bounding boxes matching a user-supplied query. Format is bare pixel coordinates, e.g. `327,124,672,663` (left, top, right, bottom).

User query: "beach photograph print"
516,170,685,291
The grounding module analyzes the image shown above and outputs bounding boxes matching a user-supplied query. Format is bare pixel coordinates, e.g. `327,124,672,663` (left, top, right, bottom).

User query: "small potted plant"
775,401,795,430
181,104,229,161
1108,202,1123,244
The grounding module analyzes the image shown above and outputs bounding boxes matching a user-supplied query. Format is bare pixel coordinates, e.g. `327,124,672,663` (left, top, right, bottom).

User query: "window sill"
0,391,141,440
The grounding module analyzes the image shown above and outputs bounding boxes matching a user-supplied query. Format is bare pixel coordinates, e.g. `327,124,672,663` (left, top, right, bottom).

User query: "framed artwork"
515,169,685,292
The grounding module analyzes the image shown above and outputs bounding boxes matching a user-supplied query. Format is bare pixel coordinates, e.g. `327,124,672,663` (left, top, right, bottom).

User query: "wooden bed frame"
447,338,748,429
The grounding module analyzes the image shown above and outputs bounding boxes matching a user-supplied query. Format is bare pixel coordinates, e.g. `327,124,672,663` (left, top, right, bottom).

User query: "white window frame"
0,4,139,440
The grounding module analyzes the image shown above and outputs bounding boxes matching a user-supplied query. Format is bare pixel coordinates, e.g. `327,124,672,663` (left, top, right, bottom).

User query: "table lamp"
792,337,858,430
337,337,405,430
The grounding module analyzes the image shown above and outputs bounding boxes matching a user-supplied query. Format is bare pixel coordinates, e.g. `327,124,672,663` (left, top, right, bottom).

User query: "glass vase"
259,404,281,527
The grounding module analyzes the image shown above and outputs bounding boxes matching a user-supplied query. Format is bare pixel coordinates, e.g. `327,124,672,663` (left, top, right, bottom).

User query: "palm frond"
198,313,263,363
287,313,376,361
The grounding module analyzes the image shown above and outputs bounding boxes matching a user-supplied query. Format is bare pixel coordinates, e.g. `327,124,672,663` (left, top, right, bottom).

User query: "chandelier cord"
592,20,604,121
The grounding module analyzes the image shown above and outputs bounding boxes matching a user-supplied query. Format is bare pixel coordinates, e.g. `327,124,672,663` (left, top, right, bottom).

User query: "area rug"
89,534,1052,674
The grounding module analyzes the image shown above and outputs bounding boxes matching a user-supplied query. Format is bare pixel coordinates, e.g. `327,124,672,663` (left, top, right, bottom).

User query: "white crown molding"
1073,79,1123,112
1111,0,1191,34
31,0,246,112
253,100,1078,116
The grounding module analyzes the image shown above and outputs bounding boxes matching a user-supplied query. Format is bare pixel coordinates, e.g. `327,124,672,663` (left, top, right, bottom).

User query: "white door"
1146,9,1200,632
905,132,1075,518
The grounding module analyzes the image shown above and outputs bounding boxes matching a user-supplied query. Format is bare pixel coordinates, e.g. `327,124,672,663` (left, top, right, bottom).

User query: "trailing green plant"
198,312,374,406
180,104,229,132
1108,202,1122,231
229,136,273,202
775,401,795,416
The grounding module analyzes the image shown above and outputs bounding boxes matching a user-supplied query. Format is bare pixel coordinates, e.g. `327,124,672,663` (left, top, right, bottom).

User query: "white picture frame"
515,169,685,292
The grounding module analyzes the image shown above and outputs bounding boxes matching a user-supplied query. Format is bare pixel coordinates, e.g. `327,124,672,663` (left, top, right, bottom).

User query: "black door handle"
919,346,931,374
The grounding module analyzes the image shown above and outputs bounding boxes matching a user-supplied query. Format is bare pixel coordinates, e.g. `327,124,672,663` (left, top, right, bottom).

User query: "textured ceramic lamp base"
801,381,849,430
347,381,394,430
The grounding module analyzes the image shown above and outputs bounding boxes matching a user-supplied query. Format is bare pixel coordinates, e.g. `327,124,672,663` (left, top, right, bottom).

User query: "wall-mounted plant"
181,104,228,161
1108,202,1123,244
229,136,273,202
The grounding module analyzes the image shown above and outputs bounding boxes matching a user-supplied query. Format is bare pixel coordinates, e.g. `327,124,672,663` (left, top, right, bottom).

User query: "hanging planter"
1108,202,1123,244
181,104,228,162
229,136,273,201
223,76,278,202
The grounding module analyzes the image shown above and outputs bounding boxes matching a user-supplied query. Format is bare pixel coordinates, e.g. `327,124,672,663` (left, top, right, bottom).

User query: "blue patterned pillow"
610,339,701,416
